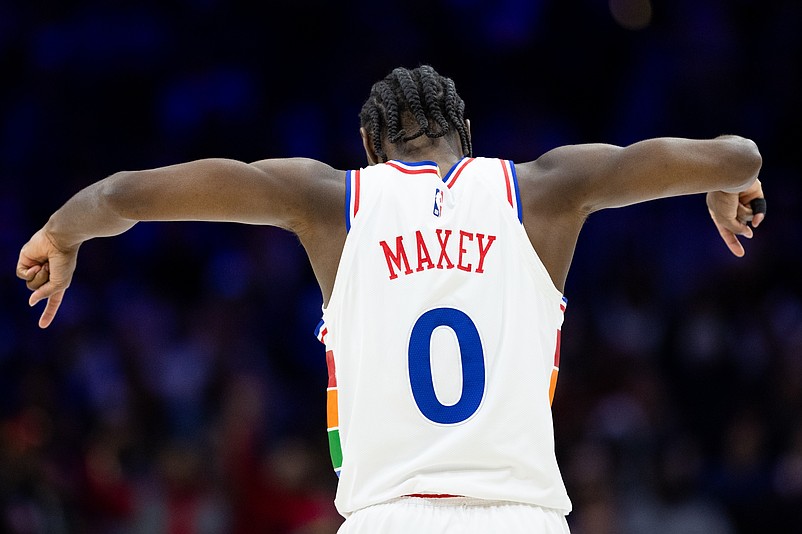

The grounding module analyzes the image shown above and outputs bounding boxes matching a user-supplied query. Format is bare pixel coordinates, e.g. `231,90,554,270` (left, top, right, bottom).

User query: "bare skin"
17,125,764,329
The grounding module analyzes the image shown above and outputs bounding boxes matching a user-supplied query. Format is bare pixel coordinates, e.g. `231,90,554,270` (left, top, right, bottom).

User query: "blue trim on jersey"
509,160,523,223
314,319,325,338
344,170,352,233
395,160,438,167
441,157,466,183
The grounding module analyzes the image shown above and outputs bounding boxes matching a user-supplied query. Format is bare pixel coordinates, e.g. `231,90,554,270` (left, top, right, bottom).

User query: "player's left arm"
705,178,764,257
527,135,764,255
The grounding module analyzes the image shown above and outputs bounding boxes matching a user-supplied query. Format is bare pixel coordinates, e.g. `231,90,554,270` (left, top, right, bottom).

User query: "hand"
16,228,79,328
706,178,765,257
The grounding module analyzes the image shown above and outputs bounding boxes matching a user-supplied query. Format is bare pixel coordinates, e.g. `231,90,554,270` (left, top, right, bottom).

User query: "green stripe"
327,429,343,470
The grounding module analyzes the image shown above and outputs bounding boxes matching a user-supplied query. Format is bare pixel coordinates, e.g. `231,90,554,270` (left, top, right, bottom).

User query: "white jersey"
316,157,571,518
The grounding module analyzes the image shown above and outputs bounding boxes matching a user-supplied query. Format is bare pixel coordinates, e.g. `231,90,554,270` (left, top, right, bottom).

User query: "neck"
386,135,465,171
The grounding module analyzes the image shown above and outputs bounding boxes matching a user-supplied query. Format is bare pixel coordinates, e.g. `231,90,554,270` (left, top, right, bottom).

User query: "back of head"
359,65,472,162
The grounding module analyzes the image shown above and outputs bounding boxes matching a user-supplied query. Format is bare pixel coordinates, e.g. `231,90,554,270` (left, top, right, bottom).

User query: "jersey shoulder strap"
447,157,523,223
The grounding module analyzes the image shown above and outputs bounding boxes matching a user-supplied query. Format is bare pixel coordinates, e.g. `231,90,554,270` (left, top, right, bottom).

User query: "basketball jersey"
316,157,572,517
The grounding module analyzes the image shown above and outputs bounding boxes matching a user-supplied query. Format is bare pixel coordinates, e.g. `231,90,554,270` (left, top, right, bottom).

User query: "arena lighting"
609,0,653,30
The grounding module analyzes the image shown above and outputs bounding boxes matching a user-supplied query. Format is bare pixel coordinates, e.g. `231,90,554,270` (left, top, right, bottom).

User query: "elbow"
736,136,762,176
722,136,762,191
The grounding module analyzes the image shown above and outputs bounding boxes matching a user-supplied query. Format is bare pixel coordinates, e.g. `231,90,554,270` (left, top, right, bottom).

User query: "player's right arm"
17,157,343,328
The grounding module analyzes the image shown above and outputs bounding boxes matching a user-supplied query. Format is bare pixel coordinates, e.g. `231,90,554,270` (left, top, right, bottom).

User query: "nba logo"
433,188,444,217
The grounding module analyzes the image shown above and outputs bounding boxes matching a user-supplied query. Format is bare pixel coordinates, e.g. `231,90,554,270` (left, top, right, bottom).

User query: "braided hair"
359,65,472,162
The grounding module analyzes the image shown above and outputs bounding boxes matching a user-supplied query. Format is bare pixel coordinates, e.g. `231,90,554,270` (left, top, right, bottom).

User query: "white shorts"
338,496,571,533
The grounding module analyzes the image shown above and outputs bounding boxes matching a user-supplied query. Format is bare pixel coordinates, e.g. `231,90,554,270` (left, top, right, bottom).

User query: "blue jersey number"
408,307,486,424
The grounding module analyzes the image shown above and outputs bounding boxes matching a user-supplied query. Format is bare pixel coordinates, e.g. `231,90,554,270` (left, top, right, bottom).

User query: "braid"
393,67,429,142
443,77,472,157
418,65,450,138
373,81,399,144
359,65,472,162
368,106,384,162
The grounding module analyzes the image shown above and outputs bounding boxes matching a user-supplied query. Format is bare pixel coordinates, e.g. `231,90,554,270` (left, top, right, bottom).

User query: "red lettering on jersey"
415,230,435,272
381,228,495,280
457,230,474,272
475,233,497,273
379,237,413,280
435,229,454,269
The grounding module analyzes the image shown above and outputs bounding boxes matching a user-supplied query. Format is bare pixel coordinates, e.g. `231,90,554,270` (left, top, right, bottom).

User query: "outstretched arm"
518,135,764,290
530,135,762,211
17,157,343,328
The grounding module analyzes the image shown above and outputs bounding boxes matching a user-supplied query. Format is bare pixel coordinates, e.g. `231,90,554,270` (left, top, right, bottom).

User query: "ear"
360,127,380,166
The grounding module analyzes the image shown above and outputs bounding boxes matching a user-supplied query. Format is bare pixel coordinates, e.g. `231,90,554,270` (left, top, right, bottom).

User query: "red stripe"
553,330,562,368
386,162,439,175
446,157,476,189
326,350,337,388
353,169,361,216
500,159,513,207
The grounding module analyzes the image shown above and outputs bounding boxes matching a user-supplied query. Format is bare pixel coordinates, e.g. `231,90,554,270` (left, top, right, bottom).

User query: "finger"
26,264,50,291
17,243,41,275
17,262,42,281
736,203,753,224
749,197,766,215
715,214,753,240
750,198,766,227
29,280,60,308
739,179,764,204
711,217,745,257
718,226,745,257
38,290,65,329
716,221,754,239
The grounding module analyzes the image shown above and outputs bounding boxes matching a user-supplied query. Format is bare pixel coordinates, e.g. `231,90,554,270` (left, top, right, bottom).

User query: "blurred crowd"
2,1,801,533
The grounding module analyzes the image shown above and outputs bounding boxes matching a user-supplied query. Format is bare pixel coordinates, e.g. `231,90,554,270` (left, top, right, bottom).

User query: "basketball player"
17,65,764,533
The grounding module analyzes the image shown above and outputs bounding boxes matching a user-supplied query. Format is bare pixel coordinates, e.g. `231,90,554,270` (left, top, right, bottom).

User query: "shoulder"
246,157,347,232
513,143,632,214
250,157,345,190
515,144,620,184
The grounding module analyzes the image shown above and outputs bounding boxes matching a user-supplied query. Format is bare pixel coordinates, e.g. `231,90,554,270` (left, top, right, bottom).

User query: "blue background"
2,1,801,532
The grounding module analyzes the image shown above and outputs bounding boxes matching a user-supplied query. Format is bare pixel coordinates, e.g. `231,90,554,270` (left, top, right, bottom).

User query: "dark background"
2,1,801,533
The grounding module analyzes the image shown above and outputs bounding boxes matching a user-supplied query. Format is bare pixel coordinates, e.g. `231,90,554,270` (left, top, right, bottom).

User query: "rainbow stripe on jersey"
315,320,342,476
549,296,568,405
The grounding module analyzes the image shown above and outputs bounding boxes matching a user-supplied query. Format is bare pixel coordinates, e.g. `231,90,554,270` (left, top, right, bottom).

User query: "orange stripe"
327,388,339,428
549,368,559,406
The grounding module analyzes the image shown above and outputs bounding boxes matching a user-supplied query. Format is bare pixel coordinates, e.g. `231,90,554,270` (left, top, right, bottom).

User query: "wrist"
43,216,83,253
